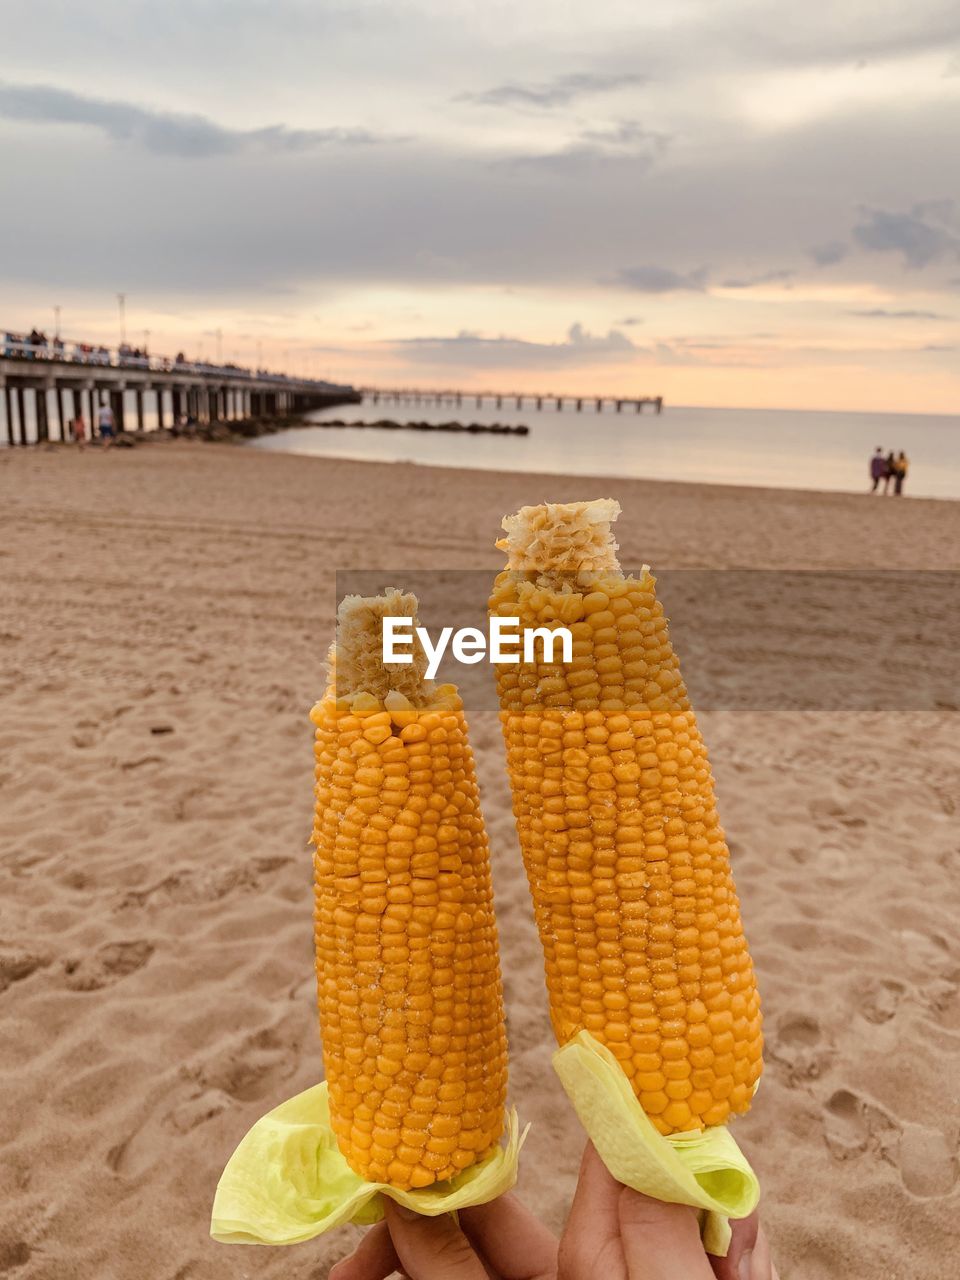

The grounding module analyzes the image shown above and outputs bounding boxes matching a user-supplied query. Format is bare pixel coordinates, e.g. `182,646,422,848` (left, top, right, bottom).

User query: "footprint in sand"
921,975,960,1030
0,1240,31,1273
107,1087,233,1179
787,844,813,865
64,940,154,992
120,856,292,910
899,1123,959,1197
0,948,49,994
822,1088,899,1161
860,978,907,1024
896,930,954,979
191,1016,304,1103
821,1088,958,1197
770,1012,829,1083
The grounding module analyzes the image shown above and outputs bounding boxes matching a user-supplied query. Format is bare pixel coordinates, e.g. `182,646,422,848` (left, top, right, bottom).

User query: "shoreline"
8,409,956,504
251,431,960,507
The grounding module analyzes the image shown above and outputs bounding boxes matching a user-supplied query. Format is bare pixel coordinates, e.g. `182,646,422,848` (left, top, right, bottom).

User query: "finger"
709,1212,760,1279
731,1223,777,1280
459,1194,559,1280
558,1142,626,1280
385,1200,491,1280
617,1186,717,1280
329,1221,402,1280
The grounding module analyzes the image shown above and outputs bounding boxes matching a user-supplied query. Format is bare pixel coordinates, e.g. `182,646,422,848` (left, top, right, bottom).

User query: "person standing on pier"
97,401,115,448
869,447,887,492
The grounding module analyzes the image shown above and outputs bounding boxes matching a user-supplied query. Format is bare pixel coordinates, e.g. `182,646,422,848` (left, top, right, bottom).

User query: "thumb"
385,1200,492,1280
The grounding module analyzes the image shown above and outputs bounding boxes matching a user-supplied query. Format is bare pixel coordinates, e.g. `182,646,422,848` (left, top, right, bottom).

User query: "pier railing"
361,386,664,413
1,332,336,389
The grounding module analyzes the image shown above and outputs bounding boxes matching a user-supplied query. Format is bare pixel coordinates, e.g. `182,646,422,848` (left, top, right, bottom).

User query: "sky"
1,0,959,411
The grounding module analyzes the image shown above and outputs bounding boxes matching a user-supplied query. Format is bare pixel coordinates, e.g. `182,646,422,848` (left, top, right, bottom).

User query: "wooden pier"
362,387,664,413
0,336,359,445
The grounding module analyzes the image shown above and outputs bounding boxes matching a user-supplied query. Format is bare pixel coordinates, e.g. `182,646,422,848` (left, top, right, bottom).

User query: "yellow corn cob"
490,500,762,1136
310,589,508,1190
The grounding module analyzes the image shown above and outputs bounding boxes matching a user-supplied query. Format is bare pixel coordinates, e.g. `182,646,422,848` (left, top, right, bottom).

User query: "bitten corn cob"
490,501,762,1136
310,589,508,1190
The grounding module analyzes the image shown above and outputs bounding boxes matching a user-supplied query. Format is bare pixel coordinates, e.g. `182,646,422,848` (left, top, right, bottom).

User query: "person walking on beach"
69,412,87,451
893,451,909,496
97,401,115,448
882,450,896,494
869,447,887,493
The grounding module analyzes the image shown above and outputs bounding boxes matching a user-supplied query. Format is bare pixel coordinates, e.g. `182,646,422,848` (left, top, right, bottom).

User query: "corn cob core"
310,590,508,1190
491,501,762,1136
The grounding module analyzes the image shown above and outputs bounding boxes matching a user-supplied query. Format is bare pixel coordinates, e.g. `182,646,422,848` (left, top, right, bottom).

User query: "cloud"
807,240,849,265
508,121,669,172
720,268,795,288
612,265,709,293
459,71,648,110
848,308,947,319
2,69,959,307
0,81,387,158
393,322,638,369
852,201,960,269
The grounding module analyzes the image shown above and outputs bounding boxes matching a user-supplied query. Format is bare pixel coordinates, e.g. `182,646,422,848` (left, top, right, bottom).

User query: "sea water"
250,399,960,500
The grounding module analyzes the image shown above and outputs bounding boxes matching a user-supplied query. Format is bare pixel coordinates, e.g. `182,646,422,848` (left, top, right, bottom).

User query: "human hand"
329,1192,558,1280
559,1143,778,1280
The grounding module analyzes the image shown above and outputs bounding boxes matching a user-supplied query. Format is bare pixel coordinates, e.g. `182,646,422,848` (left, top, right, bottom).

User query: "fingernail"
738,1249,754,1279
390,1201,419,1220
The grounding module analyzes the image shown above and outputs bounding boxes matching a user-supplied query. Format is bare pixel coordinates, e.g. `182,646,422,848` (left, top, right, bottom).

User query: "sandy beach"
2,440,959,1280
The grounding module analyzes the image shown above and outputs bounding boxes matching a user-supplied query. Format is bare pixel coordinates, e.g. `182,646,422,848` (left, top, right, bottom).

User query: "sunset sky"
2,0,959,411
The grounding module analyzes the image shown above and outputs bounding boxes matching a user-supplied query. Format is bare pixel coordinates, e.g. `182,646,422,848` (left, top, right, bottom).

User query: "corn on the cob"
310,589,508,1190
490,501,762,1136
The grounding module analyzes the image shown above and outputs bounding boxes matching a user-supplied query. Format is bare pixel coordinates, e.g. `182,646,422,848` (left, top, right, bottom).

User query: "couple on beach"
67,402,115,449
869,447,909,496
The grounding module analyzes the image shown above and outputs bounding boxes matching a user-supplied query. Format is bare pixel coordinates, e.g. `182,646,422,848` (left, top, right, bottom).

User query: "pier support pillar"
110,390,125,433
156,388,165,429
136,391,145,432
616,400,622,413
36,388,49,443
15,388,26,444
2,385,12,446
656,397,663,414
